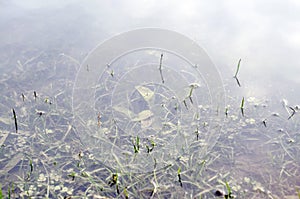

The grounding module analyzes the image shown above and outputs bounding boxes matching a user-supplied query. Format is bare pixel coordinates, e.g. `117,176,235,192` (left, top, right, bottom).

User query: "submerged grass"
132,136,140,153
0,50,299,199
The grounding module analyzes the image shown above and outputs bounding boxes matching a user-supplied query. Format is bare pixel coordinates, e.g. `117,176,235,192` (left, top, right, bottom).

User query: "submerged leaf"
132,110,154,121
0,117,11,125
0,153,23,175
135,86,154,102
113,106,135,118
0,133,9,147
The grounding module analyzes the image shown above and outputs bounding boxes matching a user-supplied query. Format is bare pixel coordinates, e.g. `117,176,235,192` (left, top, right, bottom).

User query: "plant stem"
159,53,164,83
240,97,245,117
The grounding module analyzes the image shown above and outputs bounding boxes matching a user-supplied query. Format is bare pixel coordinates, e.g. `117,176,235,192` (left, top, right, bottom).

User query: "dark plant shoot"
12,108,18,133
34,91,37,101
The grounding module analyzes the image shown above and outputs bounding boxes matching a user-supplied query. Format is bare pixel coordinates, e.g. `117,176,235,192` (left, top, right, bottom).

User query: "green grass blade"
0,184,2,199
225,181,230,193
240,97,245,117
234,59,241,77
240,97,245,109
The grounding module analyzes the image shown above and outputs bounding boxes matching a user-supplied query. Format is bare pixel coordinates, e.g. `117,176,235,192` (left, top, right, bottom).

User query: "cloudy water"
0,0,299,198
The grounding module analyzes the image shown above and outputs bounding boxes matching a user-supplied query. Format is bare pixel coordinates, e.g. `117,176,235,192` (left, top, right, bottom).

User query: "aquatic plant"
233,59,241,87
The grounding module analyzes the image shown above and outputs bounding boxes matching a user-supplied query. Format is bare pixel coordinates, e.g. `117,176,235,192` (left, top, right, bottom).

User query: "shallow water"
0,1,299,198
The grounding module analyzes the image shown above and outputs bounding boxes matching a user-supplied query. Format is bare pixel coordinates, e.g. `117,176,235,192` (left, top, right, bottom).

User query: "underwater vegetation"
0,44,299,199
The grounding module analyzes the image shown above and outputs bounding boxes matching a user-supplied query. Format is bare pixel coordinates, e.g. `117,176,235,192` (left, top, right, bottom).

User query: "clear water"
0,1,299,198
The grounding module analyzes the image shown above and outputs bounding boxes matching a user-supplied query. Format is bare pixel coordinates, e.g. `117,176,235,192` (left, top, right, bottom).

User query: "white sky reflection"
1,0,300,99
